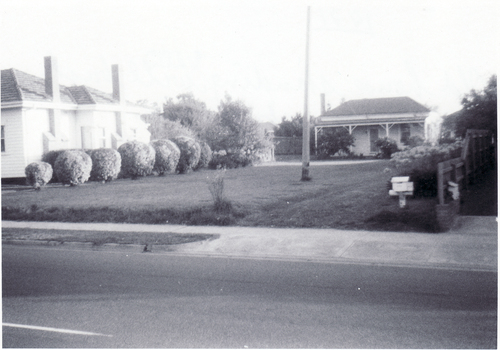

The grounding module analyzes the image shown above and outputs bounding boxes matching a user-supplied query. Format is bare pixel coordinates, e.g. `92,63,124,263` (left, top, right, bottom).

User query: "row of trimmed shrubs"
25,136,212,189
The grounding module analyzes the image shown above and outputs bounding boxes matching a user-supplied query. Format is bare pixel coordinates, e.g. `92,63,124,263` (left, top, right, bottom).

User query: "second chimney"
44,56,60,102
112,64,124,104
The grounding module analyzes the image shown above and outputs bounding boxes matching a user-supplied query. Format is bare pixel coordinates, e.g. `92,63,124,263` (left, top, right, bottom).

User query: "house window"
401,124,411,145
1,125,5,152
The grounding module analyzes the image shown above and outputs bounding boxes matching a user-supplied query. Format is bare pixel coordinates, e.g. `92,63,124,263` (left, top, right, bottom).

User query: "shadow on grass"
2,204,247,227
365,199,440,233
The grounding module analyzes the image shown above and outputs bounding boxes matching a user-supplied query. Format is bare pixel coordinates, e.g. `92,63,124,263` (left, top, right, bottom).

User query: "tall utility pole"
301,6,311,181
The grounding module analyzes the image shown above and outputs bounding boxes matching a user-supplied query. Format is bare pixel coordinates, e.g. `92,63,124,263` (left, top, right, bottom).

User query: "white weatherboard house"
1,57,151,179
314,95,430,156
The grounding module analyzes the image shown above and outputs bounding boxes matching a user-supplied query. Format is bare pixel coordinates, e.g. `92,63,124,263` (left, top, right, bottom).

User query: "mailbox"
389,176,414,208
391,176,414,192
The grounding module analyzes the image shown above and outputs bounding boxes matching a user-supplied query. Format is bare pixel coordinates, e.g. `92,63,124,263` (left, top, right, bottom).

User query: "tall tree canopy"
211,94,270,155
162,93,211,127
456,75,497,137
274,114,303,137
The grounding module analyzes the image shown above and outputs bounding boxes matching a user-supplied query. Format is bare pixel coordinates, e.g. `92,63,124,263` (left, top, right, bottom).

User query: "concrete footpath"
2,216,498,271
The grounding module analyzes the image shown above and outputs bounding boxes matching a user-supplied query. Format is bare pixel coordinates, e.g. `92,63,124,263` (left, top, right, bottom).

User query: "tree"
275,114,303,137
316,128,354,159
456,75,497,138
162,93,218,142
163,93,210,127
212,94,271,159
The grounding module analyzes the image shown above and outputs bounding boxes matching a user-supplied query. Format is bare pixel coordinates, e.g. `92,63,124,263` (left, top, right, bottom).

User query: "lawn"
2,160,440,232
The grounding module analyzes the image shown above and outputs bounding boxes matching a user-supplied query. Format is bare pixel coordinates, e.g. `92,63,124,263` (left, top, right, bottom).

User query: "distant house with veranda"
1,57,151,179
314,95,430,156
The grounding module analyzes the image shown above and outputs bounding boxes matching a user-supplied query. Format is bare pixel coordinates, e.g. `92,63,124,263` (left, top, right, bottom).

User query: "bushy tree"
210,94,271,165
456,75,497,138
25,161,53,189
54,150,92,185
118,141,156,179
89,148,121,182
316,128,354,159
163,93,212,128
151,139,181,175
275,114,302,137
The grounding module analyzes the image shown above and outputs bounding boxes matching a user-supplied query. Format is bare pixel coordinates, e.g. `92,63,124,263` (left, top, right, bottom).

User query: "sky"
1,0,497,124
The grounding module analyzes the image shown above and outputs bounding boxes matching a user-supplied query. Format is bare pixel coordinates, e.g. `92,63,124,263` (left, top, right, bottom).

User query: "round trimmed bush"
25,161,53,189
89,148,121,182
173,136,201,174
151,139,181,175
118,141,156,179
42,149,92,182
54,150,92,185
194,141,212,170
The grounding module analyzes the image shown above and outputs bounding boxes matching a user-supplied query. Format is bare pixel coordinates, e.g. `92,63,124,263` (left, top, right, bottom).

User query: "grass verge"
2,228,217,246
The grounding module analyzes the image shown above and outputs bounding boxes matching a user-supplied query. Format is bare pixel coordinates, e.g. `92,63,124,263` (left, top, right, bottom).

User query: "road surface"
3,245,497,348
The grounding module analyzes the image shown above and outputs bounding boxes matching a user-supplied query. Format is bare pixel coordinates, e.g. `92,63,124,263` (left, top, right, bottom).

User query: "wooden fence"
461,129,494,184
437,129,494,205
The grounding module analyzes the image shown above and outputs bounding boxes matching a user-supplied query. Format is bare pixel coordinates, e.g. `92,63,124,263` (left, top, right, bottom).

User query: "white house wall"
121,112,151,144
24,108,51,165
59,110,78,149
1,108,26,178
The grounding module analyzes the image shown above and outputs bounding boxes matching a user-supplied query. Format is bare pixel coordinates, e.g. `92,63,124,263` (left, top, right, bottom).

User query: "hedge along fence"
118,141,156,179
173,136,201,174
25,161,53,189
390,141,463,197
151,139,181,175
90,148,122,182
54,150,92,186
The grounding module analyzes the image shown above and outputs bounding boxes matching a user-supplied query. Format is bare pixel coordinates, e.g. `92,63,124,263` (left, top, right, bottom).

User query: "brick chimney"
112,64,124,105
44,56,60,102
320,93,326,115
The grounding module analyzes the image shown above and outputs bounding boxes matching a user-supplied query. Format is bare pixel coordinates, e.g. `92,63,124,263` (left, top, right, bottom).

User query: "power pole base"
301,166,312,181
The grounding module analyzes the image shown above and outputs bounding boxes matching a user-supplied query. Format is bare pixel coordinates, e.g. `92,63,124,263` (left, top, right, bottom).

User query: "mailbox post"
389,176,414,208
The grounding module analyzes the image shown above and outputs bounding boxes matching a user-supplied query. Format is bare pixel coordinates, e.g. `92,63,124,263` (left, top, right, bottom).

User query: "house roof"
322,97,430,116
1,68,129,107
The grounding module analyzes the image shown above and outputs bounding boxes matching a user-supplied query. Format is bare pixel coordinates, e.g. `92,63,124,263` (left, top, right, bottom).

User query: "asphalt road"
2,245,497,348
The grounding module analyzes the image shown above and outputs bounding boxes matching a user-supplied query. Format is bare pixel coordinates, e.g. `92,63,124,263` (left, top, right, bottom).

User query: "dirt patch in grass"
2,228,218,246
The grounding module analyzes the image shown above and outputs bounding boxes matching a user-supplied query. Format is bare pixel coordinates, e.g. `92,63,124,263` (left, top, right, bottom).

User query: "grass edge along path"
2,228,218,247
